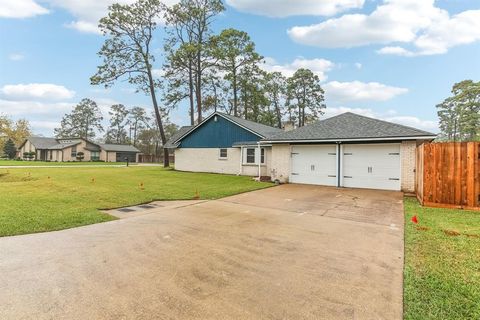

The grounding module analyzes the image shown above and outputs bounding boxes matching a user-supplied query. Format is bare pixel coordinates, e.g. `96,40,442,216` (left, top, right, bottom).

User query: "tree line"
54,98,178,157
437,80,480,142
89,0,327,167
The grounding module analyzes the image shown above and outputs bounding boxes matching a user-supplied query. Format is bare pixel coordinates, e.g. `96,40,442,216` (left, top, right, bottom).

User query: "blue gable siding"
179,116,261,148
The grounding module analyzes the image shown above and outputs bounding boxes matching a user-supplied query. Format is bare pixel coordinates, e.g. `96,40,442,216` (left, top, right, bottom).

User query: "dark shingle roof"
47,142,81,150
217,113,283,138
265,112,436,141
99,144,140,152
165,126,193,149
27,137,59,149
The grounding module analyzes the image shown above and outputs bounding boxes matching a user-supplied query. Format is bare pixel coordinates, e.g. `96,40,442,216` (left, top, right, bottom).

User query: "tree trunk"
233,70,238,117
274,100,282,128
298,104,302,127
146,64,169,167
133,122,137,146
195,52,202,123
188,60,195,125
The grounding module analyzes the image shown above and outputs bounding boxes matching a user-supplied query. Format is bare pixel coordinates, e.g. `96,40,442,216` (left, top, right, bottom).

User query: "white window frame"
242,147,266,165
219,148,228,160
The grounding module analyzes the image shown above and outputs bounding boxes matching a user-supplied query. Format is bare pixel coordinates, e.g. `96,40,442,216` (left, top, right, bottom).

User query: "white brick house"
166,112,436,192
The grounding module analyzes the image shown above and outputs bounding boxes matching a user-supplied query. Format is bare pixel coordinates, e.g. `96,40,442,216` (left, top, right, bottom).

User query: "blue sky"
1,0,479,136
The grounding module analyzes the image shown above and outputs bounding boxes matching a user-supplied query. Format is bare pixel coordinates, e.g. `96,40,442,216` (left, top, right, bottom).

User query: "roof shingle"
265,112,436,141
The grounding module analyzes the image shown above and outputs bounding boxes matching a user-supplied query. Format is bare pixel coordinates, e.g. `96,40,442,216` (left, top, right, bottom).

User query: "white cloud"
354,62,362,69
0,83,75,101
0,99,72,116
0,0,48,18
384,116,438,131
377,46,415,57
262,57,334,80
323,107,438,131
8,53,25,61
324,81,408,102
226,0,364,17
45,0,178,34
65,20,102,34
288,0,480,56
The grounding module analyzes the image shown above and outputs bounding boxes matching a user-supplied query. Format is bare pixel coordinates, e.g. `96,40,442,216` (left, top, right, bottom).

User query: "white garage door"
290,145,337,186
342,144,401,191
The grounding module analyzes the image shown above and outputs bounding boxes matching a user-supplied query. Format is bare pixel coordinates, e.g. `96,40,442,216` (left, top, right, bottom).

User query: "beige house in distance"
18,137,140,162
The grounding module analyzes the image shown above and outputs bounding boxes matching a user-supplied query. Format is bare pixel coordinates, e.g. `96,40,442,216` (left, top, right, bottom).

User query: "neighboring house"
18,137,141,162
166,112,437,192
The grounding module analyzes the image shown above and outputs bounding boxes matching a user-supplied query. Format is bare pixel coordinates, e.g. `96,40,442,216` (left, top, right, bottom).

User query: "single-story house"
166,112,437,192
18,137,141,162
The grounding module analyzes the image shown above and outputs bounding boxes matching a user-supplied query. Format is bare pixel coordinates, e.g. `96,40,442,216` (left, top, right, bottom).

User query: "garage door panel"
342,144,400,191
290,145,337,186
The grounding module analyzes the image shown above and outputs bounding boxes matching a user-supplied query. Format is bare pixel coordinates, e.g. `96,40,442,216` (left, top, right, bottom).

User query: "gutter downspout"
257,141,261,180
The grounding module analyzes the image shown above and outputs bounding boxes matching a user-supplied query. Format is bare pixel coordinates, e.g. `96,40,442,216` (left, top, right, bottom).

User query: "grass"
404,197,480,319
0,160,132,166
0,167,271,237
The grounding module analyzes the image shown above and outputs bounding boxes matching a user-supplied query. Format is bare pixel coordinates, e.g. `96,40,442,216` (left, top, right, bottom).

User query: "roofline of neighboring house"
17,139,29,150
173,112,265,145
261,135,437,144
48,141,82,150
18,136,140,152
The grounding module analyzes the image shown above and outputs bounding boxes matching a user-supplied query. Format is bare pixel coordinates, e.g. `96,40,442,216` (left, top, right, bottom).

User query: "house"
18,137,141,162
166,112,437,192
166,112,284,177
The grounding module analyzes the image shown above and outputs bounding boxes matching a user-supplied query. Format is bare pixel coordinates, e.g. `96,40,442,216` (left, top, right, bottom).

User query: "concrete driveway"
0,184,404,319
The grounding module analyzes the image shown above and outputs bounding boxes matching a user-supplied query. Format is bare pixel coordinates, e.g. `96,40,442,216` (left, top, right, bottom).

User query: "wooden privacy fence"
416,142,480,210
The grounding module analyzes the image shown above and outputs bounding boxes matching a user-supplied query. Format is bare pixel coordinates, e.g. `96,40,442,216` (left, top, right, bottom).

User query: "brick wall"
270,144,291,183
401,141,416,192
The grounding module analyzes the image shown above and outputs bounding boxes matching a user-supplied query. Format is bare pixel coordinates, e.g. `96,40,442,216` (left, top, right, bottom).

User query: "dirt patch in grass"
0,172,37,183
416,226,430,231
443,229,461,236
465,234,480,238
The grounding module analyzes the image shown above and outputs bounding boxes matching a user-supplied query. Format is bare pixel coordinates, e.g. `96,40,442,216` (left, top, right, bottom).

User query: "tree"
55,98,104,139
129,107,149,146
437,80,480,141
105,104,129,144
286,68,326,127
238,64,270,123
3,139,16,159
76,151,85,162
0,116,31,153
23,151,35,161
164,0,224,123
136,112,178,159
202,70,229,113
211,28,263,117
265,71,287,128
91,0,171,167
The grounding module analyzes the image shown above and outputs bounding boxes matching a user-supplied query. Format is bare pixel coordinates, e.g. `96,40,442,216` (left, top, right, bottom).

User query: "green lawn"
0,160,132,166
404,197,480,319
0,167,271,237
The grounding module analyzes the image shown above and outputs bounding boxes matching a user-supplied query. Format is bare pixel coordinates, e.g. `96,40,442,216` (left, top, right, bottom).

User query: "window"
71,146,77,158
219,148,228,159
246,148,255,163
91,151,100,161
243,148,266,164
